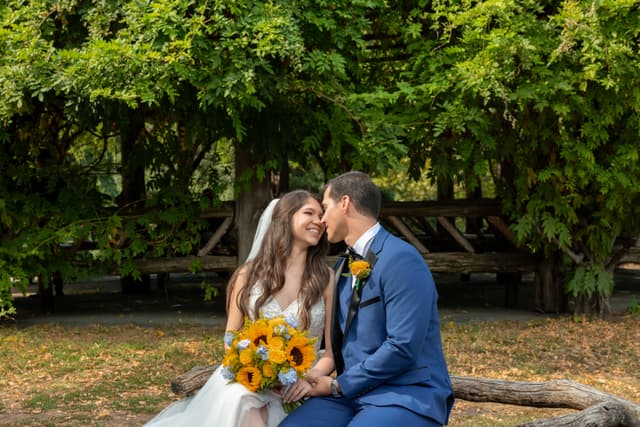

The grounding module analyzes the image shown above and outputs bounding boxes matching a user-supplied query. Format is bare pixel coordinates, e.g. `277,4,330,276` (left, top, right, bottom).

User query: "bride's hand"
282,379,312,403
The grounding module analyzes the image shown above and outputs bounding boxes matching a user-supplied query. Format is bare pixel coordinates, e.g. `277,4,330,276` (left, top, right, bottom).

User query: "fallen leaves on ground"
1,316,639,426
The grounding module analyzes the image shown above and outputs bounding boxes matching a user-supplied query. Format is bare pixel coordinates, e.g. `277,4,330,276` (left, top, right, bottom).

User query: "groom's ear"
340,195,350,212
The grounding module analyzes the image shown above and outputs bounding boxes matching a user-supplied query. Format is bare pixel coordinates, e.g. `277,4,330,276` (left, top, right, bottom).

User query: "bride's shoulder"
229,264,252,294
236,264,251,279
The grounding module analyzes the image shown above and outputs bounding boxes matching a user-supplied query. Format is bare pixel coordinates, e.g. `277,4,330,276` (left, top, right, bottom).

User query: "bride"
143,190,336,427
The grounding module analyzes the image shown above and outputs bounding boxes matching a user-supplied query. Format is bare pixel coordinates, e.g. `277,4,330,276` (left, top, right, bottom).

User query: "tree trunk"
436,168,454,235
535,254,565,313
117,110,150,293
234,140,272,263
118,110,146,208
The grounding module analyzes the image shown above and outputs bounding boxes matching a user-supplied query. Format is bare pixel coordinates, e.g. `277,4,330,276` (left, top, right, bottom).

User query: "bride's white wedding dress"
143,285,326,427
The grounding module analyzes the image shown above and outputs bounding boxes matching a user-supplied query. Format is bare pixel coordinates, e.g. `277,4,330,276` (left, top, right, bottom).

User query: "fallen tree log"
520,401,635,427
171,365,217,395
451,376,640,426
171,368,640,426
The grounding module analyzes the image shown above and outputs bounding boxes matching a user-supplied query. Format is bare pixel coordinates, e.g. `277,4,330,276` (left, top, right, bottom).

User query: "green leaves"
3,0,637,317
566,264,614,300
362,0,640,310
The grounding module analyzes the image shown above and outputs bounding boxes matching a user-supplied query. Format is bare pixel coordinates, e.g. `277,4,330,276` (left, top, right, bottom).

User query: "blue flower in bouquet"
285,313,298,328
221,365,235,380
237,339,251,350
273,324,291,339
223,331,235,347
277,368,298,387
257,345,269,361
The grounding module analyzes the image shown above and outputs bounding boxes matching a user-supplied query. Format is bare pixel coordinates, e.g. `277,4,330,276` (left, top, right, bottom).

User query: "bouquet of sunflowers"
221,313,317,400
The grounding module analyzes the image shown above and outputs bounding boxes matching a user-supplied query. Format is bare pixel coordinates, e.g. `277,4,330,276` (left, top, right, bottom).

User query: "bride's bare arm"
306,268,336,378
223,266,249,350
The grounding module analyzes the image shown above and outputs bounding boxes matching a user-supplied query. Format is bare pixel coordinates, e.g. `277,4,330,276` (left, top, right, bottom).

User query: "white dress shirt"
350,222,381,288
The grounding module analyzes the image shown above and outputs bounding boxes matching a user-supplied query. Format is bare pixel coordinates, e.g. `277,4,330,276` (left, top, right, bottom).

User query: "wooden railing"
132,201,639,274
99,199,638,312
379,200,537,273
135,199,539,275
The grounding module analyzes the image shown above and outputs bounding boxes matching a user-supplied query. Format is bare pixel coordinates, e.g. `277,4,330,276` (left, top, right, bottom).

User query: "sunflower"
223,315,319,393
244,318,273,347
236,366,262,392
239,348,255,366
268,316,286,329
222,351,239,369
268,348,286,364
286,334,316,373
261,362,276,380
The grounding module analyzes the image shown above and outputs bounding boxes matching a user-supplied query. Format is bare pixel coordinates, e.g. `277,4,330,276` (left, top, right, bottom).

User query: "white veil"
245,198,280,262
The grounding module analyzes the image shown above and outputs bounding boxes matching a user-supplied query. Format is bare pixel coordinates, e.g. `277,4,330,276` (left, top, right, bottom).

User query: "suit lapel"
343,247,378,338
368,227,388,256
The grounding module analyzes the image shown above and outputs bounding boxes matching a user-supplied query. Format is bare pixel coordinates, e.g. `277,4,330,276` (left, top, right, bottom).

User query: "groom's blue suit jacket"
332,227,454,425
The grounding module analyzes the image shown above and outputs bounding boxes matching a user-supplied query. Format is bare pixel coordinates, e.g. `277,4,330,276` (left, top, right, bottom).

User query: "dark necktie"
332,246,375,374
330,249,349,374
343,247,364,338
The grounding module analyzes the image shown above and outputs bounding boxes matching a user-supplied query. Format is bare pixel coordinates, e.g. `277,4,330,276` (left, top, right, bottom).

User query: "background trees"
0,0,400,316
352,0,640,314
1,0,639,317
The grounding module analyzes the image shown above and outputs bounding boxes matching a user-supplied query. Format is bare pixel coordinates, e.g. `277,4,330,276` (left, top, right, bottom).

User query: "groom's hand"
306,375,332,397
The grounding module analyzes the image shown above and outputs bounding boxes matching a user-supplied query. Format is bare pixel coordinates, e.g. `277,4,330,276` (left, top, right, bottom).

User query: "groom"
280,171,454,427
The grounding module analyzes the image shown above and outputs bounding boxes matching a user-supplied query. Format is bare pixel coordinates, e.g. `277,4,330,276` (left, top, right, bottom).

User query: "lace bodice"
249,285,326,354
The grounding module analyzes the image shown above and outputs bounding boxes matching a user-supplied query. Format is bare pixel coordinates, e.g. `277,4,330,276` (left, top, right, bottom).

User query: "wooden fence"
135,199,537,272
133,199,537,307
130,199,639,312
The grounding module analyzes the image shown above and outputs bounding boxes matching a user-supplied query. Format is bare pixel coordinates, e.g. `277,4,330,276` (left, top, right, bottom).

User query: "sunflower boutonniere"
348,259,372,290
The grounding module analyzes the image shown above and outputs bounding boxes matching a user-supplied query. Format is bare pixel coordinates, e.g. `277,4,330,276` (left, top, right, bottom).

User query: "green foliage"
3,0,638,317
628,297,640,316
354,0,640,312
566,263,615,300
374,158,438,201
0,0,409,315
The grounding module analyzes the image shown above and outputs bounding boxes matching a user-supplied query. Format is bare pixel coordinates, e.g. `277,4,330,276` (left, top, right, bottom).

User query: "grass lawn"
1,315,639,426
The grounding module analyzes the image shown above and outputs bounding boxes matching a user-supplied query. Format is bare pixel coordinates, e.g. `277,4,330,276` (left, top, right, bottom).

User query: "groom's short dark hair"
324,171,381,219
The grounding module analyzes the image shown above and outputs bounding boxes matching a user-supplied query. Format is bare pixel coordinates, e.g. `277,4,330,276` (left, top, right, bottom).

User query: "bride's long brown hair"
226,190,330,330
